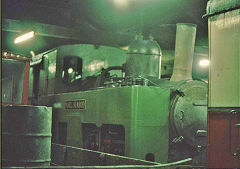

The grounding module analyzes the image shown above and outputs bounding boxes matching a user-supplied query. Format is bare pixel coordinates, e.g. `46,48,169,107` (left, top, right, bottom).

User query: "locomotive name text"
65,100,86,109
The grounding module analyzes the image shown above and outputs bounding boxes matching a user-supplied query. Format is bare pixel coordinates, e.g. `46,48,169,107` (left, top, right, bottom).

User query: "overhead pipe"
170,23,197,82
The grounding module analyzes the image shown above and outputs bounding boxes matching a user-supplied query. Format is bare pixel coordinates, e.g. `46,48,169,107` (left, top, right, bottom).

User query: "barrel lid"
127,34,161,56
176,23,197,28
205,0,240,17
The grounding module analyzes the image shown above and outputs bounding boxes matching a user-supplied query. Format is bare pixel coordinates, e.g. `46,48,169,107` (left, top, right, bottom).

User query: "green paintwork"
39,86,170,163
28,44,208,100
45,50,57,95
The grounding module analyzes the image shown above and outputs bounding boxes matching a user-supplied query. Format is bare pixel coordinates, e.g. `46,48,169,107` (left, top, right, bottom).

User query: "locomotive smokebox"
126,34,162,80
170,81,207,147
171,23,196,82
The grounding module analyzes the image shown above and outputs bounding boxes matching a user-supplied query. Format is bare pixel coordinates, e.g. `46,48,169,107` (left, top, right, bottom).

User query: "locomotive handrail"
50,143,192,168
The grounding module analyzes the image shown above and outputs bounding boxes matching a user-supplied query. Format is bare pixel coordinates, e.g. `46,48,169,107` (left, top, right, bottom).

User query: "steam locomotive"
32,23,207,165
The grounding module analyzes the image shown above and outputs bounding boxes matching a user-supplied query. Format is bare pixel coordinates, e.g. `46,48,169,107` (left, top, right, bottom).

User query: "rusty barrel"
2,105,52,167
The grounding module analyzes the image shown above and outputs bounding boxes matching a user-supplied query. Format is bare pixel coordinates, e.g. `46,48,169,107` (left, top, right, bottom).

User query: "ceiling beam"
2,18,135,47
2,19,82,40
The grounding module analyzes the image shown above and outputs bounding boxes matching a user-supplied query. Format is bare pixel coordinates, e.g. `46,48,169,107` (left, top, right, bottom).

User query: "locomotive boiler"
35,23,207,165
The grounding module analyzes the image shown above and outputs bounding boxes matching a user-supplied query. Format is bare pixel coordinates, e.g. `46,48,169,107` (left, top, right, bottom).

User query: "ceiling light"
199,59,209,67
113,0,128,7
14,31,35,44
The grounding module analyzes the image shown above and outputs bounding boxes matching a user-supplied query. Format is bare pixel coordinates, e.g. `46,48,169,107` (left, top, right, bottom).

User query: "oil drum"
2,105,52,167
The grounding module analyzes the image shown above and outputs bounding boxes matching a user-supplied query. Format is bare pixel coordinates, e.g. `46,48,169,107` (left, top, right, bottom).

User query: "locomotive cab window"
62,56,82,84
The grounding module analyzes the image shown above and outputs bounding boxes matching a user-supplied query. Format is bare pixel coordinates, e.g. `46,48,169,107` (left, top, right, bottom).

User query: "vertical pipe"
170,23,197,82
22,61,30,105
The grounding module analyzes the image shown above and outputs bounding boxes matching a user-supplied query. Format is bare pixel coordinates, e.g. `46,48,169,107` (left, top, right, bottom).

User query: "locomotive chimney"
170,23,197,81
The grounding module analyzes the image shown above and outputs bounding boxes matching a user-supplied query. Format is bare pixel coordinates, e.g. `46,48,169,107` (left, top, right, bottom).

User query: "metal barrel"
2,105,52,167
